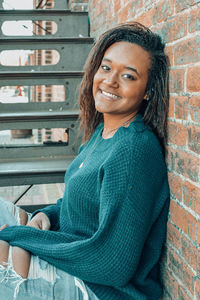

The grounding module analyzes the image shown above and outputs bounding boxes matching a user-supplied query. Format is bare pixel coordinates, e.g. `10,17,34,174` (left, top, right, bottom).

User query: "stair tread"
0,110,79,118
0,9,88,15
0,155,75,175
0,37,94,42
0,71,84,77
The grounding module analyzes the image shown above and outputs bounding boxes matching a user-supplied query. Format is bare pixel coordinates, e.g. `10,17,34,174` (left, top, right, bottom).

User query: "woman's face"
92,41,151,119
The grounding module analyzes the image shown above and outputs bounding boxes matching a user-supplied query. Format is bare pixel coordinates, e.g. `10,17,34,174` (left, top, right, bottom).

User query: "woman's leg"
0,198,30,278
12,247,31,278
0,240,9,266
0,198,28,227
0,199,99,299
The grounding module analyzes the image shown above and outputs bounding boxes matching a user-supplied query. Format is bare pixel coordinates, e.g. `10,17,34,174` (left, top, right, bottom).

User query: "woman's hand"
26,212,51,230
0,224,8,231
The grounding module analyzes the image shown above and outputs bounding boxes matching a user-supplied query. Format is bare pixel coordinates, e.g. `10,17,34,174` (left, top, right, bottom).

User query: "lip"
99,89,121,100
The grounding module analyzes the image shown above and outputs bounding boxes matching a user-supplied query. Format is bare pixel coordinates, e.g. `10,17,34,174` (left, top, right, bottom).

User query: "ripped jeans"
0,198,99,300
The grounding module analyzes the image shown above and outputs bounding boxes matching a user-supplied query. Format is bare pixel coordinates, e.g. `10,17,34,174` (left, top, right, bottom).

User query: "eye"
101,64,110,71
122,74,136,80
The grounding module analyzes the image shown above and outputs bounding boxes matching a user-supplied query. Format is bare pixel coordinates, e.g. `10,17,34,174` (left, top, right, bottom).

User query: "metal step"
0,11,90,38
0,4,89,187
0,71,84,109
0,155,75,186
0,109,80,160
0,109,79,125
0,1,71,10
0,37,94,72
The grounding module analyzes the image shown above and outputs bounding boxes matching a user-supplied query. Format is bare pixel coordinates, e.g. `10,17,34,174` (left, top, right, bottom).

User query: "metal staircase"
0,1,93,190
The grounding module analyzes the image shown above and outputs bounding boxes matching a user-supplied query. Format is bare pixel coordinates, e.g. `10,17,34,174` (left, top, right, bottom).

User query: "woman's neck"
102,112,137,139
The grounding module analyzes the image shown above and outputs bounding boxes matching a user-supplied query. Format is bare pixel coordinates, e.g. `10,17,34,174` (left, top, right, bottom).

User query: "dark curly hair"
78,22,170,150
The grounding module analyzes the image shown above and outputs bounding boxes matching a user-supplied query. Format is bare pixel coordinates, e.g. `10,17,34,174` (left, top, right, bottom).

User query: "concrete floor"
0,183,65,205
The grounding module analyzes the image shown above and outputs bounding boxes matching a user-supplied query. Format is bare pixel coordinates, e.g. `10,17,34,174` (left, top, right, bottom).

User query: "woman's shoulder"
117,114,163,156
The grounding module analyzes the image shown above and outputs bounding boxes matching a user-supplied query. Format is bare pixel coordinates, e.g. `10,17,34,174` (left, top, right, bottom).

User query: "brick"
162,268,179,298
182,181,200,213
182,262,196,295
161,291,173,300
188,125,200,154
119,2,133,23
168,172,183,202
172,13,188,40
197,222,200,245
195,277,200,299
175,96,189,120
113,0,121,14
181,235,197,270
155,13,187,43
167,244,183,279
152,0,174,23
131,0,143,10
167,147,199,182
167,220,182,250
170,200,198,241
189,97,200,123
178,285,193,300
168,96,175,118
174,37,200,65
165,46,173,67
135,7,156,28
187,66,200,92
93,0,103,16
168,122,188,147
175,0,200,13
154,20,175,44
188,6,200,33
196,248,200,275
169,68,185,93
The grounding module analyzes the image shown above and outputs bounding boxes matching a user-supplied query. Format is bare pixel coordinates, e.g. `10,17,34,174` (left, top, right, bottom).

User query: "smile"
100,89,121,100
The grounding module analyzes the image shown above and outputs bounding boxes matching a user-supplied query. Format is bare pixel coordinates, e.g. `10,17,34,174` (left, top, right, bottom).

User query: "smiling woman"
0,22,170,300
92,42,150,136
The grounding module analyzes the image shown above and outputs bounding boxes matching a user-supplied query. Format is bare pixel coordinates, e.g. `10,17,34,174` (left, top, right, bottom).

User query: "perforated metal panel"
0,1,93,186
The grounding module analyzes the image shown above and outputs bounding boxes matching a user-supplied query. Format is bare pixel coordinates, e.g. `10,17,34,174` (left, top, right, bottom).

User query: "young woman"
0,22,170,300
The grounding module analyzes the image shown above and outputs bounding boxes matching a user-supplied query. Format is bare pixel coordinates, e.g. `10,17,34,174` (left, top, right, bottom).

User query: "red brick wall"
89,1,200,299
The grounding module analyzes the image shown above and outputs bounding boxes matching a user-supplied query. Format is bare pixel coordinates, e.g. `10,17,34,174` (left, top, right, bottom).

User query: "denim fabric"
0,198,99,300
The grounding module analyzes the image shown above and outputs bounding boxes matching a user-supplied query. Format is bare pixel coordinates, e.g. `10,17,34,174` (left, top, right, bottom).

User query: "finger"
0,224,8,231
26,221,41,229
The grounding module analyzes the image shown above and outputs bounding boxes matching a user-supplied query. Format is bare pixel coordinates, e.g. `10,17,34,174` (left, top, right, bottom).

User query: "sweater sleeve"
0,135,169,287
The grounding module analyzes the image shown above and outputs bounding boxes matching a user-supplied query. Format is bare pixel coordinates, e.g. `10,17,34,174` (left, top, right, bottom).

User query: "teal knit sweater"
0,114,170,300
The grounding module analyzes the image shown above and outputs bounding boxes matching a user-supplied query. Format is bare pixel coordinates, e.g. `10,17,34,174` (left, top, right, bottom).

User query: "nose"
103,71,119,87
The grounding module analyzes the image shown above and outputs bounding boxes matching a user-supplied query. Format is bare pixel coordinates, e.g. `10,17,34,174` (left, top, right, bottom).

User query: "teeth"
101,90,120,100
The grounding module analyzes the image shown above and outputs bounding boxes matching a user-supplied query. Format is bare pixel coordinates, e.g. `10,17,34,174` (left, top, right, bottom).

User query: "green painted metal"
0,5,91,187
0,38,93,72
0,71,83,108
0,0,70,10
0,10,90,37
0,156,75,186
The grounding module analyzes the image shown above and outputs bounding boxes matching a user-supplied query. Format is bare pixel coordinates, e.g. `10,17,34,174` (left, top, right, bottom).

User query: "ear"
143,92,149,101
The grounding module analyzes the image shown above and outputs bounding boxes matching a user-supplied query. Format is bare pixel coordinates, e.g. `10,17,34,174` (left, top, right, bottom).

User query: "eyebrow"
102,58,140,76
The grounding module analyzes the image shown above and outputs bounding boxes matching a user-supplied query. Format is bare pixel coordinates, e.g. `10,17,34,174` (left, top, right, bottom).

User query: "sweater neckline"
86,114,146,153
98,113,145,142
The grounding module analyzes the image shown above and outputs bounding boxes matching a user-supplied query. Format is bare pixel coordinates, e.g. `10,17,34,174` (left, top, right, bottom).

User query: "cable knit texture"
0,114,170,300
